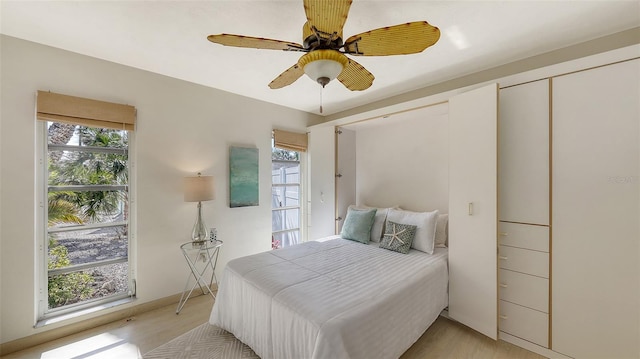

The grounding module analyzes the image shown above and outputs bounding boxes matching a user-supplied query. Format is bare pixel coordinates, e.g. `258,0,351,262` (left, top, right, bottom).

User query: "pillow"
348,205,390,242
386,208,439,254
340,207,377,244
435,214,449,248
380,221,417,254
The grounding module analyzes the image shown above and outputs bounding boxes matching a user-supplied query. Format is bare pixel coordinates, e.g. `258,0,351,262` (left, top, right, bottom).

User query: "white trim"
35,297,135,328
36,120,48,322
127,130,137,296
300,148,308,243
47,221,127,233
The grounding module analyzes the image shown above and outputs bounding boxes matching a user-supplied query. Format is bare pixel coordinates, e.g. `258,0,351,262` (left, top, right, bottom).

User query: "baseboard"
439,308,450,319
499,331,574,359
0,287,215,356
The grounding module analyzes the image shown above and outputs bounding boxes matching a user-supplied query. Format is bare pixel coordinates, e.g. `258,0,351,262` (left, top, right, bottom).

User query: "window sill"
35,297,136,328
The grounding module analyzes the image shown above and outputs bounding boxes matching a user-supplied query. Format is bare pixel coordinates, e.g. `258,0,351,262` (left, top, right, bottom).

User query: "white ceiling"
1,1,638,116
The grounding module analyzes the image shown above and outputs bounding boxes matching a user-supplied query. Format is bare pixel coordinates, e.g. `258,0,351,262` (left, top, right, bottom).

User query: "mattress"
210,238,449,359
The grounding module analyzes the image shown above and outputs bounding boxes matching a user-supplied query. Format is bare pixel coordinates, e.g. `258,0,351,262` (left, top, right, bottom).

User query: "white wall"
0,35,317,344
345,103,449,213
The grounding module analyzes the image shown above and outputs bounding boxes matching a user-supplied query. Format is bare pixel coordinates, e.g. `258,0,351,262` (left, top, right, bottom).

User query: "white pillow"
386,208,439,254
435,214,449,248
348,205,389,243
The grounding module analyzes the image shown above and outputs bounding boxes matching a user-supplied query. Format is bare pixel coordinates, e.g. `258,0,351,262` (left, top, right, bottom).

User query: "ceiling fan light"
299,50,348,87
304,60,344,84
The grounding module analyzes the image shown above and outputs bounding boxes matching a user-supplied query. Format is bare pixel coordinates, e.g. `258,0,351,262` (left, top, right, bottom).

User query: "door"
448,83,498,340
307,125,336,240
498,79,550,225
552,59,639,358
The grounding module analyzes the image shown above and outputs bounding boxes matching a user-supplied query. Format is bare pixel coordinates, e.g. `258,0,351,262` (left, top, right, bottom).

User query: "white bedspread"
210,238,448,359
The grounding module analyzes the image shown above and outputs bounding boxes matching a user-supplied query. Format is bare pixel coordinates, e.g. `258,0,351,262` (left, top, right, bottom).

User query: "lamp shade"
298,50,348,87
184,175,215,202
304,59,344,82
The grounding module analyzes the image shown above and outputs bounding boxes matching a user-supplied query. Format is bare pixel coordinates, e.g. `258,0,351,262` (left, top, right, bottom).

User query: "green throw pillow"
340,208,377,244
380,220,417,254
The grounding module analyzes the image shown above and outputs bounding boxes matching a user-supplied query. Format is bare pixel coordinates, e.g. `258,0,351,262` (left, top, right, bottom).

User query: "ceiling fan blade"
268,63,305,89
343,21,440,56
337,58,374,91
303,0,352,40
208,34,304,51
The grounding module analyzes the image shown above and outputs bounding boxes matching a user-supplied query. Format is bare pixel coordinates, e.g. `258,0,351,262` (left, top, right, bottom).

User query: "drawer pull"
499,232,508,236
499,255,508,260
499,315,508,320
499,283,508,288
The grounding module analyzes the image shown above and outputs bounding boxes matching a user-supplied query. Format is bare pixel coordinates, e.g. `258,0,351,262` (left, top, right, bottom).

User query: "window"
39,122,132,318
35,91,136,321
271,130,307,249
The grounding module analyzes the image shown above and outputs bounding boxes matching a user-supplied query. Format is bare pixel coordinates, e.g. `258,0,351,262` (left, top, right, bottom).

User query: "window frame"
271,150,306,248
36,121,137,322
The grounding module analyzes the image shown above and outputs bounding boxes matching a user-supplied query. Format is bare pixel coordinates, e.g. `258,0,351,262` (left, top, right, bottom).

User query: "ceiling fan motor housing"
302,21,344,51
303,34,344,51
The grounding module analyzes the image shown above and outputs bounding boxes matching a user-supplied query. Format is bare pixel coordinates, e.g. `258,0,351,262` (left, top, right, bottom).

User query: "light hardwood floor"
1,294,215,359
2,294,544,359
401,317,545,359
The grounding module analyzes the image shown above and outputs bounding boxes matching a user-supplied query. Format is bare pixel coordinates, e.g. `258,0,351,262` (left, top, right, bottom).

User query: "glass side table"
176,239,223,314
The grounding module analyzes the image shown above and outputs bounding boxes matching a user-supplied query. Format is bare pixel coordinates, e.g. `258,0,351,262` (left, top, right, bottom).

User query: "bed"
209,229,449,359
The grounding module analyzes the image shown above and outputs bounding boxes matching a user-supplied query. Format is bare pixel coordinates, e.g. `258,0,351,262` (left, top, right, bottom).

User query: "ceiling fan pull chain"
319,86,323,114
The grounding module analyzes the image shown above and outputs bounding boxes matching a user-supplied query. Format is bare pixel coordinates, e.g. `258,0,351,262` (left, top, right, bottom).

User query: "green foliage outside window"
272,147,299,161
49,126,128,222
47,239,94,308
46,124,128,309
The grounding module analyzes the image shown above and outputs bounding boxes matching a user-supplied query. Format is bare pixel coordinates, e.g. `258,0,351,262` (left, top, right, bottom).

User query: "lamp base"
191,241,206,249
191,201,209,243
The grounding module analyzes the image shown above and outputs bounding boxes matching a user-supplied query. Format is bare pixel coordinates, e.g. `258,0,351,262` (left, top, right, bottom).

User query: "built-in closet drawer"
498,245,549,278
498,222,549,252
497,222,550,349
499,300,549,347
499,269,548,313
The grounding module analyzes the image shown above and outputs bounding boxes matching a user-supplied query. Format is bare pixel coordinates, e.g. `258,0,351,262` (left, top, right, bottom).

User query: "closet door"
307,126,336,239
448,83,498,340
499,79,550,225
552,59,639,358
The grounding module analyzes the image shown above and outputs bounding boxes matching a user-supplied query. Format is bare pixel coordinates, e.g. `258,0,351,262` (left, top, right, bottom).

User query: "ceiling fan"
207,0,440,92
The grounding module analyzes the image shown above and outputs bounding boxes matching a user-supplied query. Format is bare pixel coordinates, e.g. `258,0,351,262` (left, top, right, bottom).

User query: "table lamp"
184,173,215,243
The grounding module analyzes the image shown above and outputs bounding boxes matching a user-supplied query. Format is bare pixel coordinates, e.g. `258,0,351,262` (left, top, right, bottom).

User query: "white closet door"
448,83,498,340
552,59,639,358
307,126,336,239
498,79,549,225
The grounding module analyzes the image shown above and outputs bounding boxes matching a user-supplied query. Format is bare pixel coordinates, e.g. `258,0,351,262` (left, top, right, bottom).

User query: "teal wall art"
229,146,259,207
